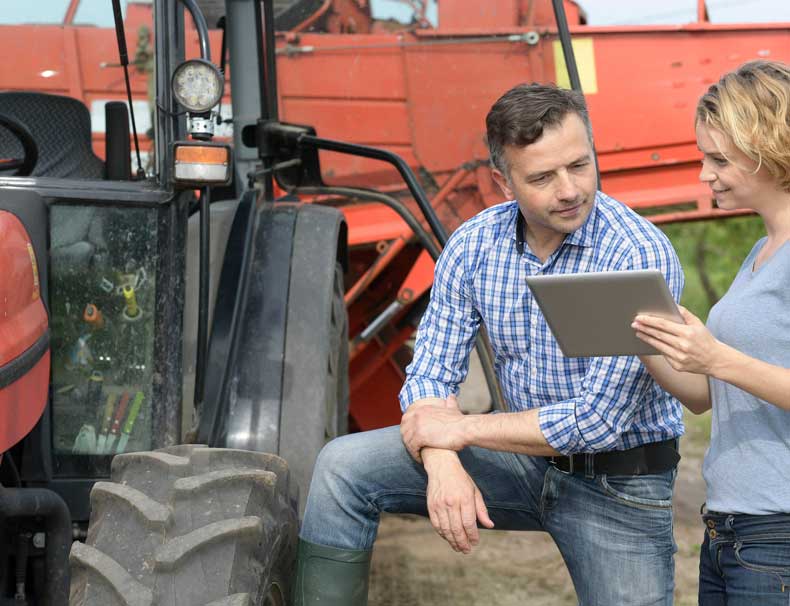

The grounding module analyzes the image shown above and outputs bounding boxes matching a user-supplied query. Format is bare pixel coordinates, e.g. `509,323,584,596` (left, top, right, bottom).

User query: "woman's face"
696,121,781,211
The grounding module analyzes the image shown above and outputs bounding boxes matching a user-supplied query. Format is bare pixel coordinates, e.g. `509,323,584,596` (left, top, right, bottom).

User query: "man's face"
492,113,597,247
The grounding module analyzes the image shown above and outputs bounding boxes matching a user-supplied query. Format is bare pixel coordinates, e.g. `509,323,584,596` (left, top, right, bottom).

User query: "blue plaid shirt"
399,192,685,455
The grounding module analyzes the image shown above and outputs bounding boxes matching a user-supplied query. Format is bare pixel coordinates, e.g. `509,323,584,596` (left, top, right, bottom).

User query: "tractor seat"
0,92,104,179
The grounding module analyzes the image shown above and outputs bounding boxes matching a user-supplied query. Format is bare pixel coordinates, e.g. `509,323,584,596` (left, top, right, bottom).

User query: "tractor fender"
199,198,348,513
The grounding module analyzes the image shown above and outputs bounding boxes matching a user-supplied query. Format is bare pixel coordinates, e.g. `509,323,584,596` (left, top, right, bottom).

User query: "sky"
576,0,790,25
371,0,790,26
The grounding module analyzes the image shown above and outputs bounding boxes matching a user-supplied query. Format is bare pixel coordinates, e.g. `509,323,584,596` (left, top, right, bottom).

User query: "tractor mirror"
259,121,325,190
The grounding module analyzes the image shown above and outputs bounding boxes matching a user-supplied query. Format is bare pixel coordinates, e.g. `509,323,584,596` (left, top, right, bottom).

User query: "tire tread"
69,447,297,606
70,542,154,606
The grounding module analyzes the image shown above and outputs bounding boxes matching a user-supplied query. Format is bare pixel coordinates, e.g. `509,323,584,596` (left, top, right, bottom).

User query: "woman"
631,59,790,605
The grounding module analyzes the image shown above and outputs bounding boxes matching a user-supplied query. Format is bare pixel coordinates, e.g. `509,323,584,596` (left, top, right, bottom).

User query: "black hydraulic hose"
195,188,210,409
550,0,601,188
0,487,71,606
255,1,276,202
178,0,211,61
216,16,227,123
294,186,441,259
218,16,227,73
298,135,449,245
551,0,582,91
111,0,144,178
294,185,506,412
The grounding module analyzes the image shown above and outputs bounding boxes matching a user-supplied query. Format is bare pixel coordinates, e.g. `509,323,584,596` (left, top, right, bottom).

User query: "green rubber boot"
292,539,372,605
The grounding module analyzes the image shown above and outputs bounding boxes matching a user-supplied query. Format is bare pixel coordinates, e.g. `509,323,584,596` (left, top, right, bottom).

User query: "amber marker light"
172,142,232,186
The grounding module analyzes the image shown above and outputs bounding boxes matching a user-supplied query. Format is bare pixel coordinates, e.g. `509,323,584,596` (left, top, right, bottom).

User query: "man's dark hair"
486,83,593,176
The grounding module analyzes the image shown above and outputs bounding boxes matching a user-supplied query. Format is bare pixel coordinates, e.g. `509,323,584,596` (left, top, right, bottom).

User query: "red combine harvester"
264,0,782,429
0,1,787,604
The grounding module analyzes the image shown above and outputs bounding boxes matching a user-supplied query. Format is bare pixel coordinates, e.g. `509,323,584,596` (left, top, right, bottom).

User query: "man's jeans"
699,511,790,605
301,426,677,605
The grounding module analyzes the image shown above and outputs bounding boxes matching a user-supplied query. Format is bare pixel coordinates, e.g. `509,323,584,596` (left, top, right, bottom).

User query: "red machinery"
1,0,786,432
0,212,49,454
273,0,786,430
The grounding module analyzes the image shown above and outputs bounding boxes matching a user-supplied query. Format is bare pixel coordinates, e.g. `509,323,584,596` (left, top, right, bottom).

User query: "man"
293,83,685,605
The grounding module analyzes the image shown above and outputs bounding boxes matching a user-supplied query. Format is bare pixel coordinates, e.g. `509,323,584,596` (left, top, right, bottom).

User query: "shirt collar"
513,194,598,255
564,195,598,248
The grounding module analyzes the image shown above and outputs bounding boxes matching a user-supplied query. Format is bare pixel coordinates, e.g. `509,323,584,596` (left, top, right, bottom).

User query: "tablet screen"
525,269,682,357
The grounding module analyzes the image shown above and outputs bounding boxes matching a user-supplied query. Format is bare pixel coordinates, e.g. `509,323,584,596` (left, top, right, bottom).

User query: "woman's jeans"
301,426,677,605
700,510,790,605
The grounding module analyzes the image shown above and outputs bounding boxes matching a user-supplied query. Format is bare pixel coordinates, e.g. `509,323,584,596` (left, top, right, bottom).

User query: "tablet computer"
525,269,682,357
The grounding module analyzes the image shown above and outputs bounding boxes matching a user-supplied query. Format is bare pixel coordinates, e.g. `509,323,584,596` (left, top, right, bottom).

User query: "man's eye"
531,175,550,184
571,161,589,169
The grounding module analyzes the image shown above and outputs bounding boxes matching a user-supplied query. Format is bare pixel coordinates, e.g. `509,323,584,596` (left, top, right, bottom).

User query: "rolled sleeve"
398,229,480,412
399,379,455,410
539,239,684,454
538,355,655,453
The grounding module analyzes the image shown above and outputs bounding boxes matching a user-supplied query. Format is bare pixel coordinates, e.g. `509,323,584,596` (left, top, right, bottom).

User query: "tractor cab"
0,1,363,603
0,2,266,603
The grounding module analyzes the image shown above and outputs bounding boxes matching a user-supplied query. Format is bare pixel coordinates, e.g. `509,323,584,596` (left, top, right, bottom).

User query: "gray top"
704,237,790,514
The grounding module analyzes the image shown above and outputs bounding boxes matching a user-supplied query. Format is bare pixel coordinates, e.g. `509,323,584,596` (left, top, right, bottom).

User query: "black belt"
546,438,680,477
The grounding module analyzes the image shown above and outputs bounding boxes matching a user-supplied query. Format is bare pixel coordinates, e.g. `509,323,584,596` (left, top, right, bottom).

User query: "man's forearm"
401,397,562,459
461,409,561,457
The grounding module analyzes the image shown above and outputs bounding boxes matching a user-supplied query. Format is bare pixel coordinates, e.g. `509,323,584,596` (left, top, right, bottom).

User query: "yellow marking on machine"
553,38,598,94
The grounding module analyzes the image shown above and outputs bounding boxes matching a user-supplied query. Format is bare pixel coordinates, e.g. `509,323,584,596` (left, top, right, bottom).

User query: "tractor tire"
69,444,297,606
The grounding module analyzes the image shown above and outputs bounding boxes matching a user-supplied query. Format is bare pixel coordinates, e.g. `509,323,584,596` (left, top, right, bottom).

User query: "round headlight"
171,59,224,113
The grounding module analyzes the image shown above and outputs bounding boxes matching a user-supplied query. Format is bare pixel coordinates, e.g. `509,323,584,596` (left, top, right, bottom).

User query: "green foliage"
682,408,712,454
659,216,766,320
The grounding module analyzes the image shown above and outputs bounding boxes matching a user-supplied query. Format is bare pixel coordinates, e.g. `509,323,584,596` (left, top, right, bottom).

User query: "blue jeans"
699,511,790,605
301,426,677,605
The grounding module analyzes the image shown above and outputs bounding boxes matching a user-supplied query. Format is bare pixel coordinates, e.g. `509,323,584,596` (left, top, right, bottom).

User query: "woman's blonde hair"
697,60,790,191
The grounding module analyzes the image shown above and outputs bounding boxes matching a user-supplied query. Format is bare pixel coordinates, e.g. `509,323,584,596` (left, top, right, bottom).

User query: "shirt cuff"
398,379,454,413
538,401,584,455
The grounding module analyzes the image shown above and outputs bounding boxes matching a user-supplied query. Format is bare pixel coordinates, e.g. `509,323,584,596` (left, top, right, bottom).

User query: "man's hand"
401,395,467,462
422,448,495,554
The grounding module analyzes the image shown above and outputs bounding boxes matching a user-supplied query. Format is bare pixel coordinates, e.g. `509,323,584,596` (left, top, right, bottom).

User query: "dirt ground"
368,373,711,606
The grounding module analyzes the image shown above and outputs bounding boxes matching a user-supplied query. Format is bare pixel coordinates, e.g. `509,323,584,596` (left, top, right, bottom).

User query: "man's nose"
555,171,579,202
